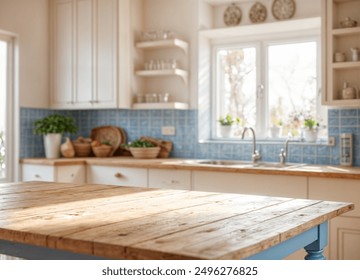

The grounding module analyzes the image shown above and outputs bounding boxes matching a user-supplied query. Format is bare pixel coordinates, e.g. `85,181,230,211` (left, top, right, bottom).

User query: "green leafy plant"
125,139,156,148
303,118,319,130
218,114,240,126
33,114,78,135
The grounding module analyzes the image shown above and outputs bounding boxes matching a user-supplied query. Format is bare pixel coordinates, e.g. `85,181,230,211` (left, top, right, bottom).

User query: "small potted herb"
33,114,78,158
218,114,240,138
303,118,319,142
270,119,283,139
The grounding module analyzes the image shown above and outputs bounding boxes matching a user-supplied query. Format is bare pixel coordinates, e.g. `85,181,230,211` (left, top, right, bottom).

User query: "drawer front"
56,165,86,183
148,169,191,190
22,164,54,181
87,165,148,187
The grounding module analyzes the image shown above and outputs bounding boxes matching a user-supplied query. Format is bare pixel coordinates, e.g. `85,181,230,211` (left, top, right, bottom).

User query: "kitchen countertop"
20,157,360,180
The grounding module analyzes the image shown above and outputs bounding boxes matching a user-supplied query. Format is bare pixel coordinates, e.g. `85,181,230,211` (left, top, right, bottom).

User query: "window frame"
211,33,323,141
0,33,17,183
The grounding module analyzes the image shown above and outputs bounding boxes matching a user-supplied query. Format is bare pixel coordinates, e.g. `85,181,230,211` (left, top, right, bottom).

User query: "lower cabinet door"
87,165,148,187
329,216,360,260
148,169,191,190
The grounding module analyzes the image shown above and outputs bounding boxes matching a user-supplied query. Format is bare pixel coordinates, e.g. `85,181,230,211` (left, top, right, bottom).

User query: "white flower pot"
304,129,318,143
219,126,233,138
43,133,62,159
270,126,282,138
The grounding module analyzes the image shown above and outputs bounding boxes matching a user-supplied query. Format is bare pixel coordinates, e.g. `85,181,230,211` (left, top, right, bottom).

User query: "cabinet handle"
164,180,179,185
34,174,40,178
114,173,123,178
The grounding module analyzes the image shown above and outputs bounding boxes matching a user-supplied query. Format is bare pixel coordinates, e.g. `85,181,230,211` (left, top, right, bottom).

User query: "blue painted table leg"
304,222,328,260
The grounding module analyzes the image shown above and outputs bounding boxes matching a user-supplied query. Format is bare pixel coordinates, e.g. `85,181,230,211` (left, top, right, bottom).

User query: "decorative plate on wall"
272,0,296,20
224,3,242,26
249,2,267,23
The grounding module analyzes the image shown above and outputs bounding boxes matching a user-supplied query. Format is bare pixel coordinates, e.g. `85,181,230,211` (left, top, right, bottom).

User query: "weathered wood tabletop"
0,181,354,260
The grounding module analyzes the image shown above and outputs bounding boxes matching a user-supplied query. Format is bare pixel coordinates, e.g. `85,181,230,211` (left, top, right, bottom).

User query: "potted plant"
270,120,283,139
33,114,78,159
218,114,240,138
124,139,161,159
303,118,319,143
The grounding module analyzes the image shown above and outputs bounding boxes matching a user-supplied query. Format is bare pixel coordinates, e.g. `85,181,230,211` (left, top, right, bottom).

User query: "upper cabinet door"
94,0,118,108
52,0,74,107
51,0,118,109
75,0,93,106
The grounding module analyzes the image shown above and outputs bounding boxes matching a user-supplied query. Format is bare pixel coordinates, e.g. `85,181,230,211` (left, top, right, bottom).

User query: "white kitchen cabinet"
87,165,148,187
322,0,360,107
192,171,307,198
21,164,86,183
51,0,118,109
148,168,191,190
309,177,360,259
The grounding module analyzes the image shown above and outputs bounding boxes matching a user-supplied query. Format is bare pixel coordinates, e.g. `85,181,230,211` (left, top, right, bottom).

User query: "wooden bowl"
129,147,161,159
92,145,113,157
73,142,92,157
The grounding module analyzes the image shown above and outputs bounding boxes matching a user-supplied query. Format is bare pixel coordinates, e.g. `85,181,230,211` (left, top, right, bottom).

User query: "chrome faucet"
279,139,290,165
241,127,261,163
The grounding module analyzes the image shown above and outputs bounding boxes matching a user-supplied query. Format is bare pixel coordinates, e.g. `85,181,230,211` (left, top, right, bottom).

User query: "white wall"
0,0,49,108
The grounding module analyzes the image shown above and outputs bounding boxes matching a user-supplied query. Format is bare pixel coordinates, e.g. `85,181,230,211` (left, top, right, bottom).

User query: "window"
213,36,324,140
0,40,7,180
0,34,15,182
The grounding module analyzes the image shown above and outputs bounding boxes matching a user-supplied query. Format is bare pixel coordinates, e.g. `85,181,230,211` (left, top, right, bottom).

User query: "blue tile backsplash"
20,108,360,166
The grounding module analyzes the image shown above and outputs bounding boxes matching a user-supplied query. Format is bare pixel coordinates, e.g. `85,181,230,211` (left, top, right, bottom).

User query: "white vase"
304,129,318,143
43,133,62,159
219,126,233,138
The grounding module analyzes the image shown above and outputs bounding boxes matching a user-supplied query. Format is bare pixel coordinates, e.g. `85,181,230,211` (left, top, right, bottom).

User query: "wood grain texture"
0,182,354,259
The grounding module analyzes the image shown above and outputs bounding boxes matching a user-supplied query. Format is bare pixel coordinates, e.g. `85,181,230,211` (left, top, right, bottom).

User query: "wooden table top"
0,181,354,260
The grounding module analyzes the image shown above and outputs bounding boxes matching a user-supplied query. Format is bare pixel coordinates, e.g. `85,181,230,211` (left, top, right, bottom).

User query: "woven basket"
92,145,113,157
73,142,92,157
129,147,161,159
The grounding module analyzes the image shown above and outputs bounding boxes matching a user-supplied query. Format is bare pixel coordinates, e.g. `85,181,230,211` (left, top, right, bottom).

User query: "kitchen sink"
189,160,250,166
182,160,303,169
